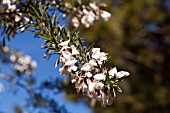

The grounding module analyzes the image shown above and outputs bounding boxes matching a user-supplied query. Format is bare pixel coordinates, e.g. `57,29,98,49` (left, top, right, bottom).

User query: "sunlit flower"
14,15,21,22
116,71,130,78
89,59,97,66
2,0,11,4
89,3,98,11
68,65,77,72
59,39,70,46
92,48,108,62
93,73,106,81
30,60,37,68
65,57,77,66
72,17,79,27
100,10,111,21
81,63,94,71
10,55,16,62
81,11,95,28
109,67,117,76
85,72,93,78
88,81,96,92
61,51,71,60
92,48,100,53
95,82,104,90
8,4,16,11
71,45,79,55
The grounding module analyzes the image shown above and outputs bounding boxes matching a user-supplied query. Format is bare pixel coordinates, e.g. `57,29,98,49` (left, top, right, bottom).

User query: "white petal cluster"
58,39,79,75
2,0,17,11
56,39,130,107
71,2,111,28
109,67,130,79
10,52,37,75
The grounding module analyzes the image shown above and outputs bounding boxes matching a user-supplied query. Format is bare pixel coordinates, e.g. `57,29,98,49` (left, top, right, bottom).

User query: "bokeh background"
76,0,170,113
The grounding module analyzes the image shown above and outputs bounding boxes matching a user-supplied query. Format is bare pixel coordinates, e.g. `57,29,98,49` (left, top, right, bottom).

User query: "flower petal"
93,73,106,81
59,39,70,46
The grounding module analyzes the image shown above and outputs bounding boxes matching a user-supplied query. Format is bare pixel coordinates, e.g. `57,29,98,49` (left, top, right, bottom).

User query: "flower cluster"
71,2,111,28
10,52,37,75
1,0,31,32
56,39,129,107
2,0,17,12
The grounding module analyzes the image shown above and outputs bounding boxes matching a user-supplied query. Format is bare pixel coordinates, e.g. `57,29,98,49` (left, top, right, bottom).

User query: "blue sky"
0,31,92,113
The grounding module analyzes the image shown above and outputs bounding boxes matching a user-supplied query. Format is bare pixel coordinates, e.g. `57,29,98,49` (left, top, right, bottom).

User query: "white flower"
71,45,79,55
68,65,77,72
100,10,111,21
81,63,94,71
59,39,70,46
19,55,31,65
93,73,106,81
92,48,100,53
89,59,97,66
8,4,16,11
81,11,95,28
14,15,21,22
92,49,101,60
3,0,11,4
95,82,104,90
72,17,79,27
65,57,77,66
88,81,96,92
30,60,37,68
83,9,89,15
61,51,71,60
10,55,16,62
92,51,107,61
99,52,107,61
116,71,130,78
89,3,98,11
85,72,93,78
82,82,88,92
109,67,117,76
0,82,4,93
24,17,30,22
3,46,9,53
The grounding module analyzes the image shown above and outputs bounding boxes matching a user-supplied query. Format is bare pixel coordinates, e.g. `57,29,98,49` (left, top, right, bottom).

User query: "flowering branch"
0,0,130,107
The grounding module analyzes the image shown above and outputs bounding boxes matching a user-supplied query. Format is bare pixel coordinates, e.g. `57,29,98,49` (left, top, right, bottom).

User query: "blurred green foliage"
76,0,170,113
